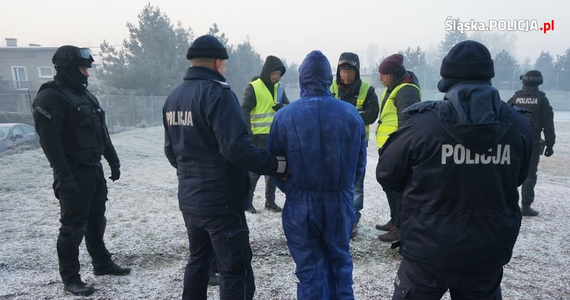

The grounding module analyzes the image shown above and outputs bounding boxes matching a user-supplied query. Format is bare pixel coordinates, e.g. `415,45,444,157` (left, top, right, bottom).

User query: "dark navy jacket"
163,67,280,215
377,82,532,270
507,86,556,147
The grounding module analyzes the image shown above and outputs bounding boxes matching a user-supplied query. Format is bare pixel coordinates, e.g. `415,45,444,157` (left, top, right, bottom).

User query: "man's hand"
272,103,285,112
544,146,554,157
109,167,121,182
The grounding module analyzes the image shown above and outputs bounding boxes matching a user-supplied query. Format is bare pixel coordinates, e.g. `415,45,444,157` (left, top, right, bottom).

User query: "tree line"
95,7,570,96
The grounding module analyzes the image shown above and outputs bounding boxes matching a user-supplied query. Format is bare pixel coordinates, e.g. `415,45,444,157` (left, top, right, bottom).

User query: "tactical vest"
250,78,282,134
330,80,372,140
376,83,420,148
44,81,107,153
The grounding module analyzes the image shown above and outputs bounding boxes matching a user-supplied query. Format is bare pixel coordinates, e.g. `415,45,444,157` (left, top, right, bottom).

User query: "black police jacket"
377,82,532,270
163,67,280,215
507,86,556,147
33,80,119,181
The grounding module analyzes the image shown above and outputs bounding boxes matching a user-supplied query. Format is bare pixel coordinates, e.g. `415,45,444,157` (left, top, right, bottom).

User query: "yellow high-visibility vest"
376,83,420,148
330,80,372,140
250,78,281,134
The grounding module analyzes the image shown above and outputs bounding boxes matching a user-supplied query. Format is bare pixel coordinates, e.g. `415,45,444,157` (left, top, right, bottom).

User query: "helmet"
520,70,543,86
52,45,94,68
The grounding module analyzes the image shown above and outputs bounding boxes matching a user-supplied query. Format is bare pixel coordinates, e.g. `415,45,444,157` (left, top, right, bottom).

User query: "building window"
38,66,54,78
11,66,28,90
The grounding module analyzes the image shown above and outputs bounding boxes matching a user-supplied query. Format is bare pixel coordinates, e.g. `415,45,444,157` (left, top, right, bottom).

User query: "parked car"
0,123,40,153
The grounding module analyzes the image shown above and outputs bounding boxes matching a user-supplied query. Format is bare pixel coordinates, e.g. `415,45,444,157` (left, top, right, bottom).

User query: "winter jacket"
331,52,379,126
507,86,556,147
267,50,366,198
241,56,290,139
376,81,532,270
33,77,119,181
163,66,283,215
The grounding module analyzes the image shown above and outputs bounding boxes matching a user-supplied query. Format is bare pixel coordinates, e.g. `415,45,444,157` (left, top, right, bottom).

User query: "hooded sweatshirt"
240,56,290,138
376,81,532,270
332,52,379,125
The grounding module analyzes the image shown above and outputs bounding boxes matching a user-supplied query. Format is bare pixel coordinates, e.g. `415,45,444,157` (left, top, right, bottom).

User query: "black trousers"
521,141,541,206
54,163,112,284
246,172,277,206
182,211,255,300
393,258,503,300
379,149,403,226
246,134,277,207
384,189,403,226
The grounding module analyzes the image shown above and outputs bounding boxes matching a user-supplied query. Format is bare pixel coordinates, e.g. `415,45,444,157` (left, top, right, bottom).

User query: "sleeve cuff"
276,156,287,174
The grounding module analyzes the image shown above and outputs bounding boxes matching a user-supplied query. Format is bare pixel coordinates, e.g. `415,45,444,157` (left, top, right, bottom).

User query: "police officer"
163,35,286,300
330,52,379,238
377,40,532,299
508,70,556,216
33,45,130,296
241,55,290,213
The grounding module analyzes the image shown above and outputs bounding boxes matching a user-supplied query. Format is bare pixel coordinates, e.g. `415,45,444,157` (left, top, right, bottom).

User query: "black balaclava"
52,45,94,93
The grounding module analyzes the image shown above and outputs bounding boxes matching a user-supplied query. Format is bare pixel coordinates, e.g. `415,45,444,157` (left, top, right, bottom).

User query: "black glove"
109,167,121,181
544,146,554,157
272,103,284,112
60,178,79,198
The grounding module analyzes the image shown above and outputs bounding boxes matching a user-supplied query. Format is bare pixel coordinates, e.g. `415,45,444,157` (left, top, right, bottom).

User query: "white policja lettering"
441,144,511,165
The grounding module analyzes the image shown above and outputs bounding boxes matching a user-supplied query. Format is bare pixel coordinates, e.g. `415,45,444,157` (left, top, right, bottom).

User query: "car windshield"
0,126,9,139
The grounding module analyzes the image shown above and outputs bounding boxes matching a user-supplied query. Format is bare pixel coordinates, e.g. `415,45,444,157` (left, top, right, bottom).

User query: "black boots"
378,227,400,243
265,202,282,212
64,281,94,296
93,261,131,276
350,223,359,239
247,202,282,213
375,220,395,232
522,205,539,216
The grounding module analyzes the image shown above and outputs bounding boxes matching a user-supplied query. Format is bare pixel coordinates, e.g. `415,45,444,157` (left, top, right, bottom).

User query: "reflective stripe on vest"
250,78,280,134
376,83,420,148
330,80,372,140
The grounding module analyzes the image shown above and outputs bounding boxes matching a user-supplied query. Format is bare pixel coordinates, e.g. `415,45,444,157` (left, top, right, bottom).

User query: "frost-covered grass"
1,123,569,299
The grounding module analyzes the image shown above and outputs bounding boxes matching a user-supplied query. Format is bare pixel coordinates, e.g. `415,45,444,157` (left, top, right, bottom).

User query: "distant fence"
1,88,570,131
0,92,166,133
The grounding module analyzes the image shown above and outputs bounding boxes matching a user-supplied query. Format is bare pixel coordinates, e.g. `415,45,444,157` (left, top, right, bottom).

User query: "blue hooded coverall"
267,50,366,300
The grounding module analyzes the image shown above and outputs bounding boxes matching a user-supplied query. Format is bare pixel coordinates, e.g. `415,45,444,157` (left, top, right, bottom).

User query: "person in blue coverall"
163,35,286,300
377,41,532,300
267,50,367,300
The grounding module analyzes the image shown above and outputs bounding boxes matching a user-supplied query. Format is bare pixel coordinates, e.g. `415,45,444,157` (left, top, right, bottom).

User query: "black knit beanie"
186,35,229,60
438,40,494,92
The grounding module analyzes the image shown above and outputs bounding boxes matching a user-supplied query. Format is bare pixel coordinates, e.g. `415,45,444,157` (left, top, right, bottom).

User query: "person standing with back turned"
163,35,287,300
508,70,556,216
268,50,366,300
377,40,532,299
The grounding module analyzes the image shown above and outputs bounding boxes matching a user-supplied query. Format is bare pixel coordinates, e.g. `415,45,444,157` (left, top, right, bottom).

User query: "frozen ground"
1,122,569,299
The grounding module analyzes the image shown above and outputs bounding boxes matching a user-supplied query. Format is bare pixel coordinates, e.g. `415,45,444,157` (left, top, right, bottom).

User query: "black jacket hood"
335,52,361,89
260,56,286,92
439,82,514,154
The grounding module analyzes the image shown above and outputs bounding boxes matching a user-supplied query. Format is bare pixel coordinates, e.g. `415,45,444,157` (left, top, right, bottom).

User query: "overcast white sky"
1,0,567,68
